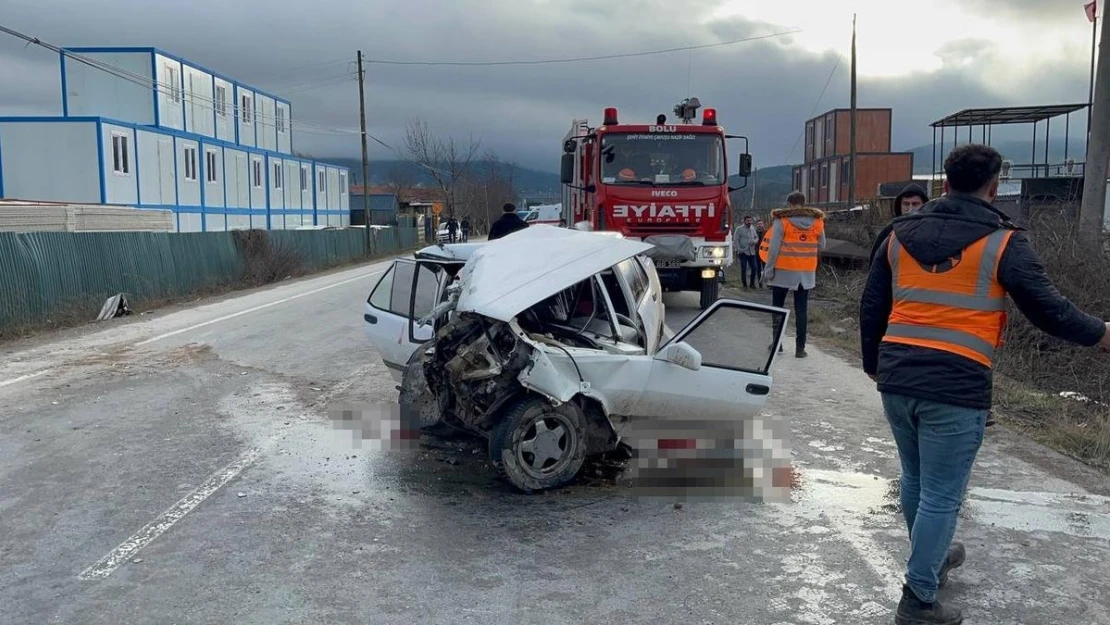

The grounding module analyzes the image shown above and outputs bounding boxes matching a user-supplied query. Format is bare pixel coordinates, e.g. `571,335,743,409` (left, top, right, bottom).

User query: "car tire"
489,396,588,493
699,274,720,310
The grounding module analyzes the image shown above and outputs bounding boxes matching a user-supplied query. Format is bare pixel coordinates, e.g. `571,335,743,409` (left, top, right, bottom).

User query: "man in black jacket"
860,144,1109,624
488,203,528,240
869,184,929,262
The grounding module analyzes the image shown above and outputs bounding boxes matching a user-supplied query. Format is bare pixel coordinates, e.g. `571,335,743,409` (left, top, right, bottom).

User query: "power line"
0,23,367,138
783,53,842,165
365,30,802,66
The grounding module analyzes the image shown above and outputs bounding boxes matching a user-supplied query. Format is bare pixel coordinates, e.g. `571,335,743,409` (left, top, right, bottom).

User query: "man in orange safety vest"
860,144,1110,623
761,191,826,358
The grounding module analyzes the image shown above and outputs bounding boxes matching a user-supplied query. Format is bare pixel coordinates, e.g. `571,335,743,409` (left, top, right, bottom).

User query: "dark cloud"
0,0,1095,173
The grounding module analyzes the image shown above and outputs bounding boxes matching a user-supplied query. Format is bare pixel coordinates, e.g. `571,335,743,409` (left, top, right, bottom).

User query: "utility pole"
1081,7,1110,232
1089,2,1099,138
848,14,858,209
357,50,371,252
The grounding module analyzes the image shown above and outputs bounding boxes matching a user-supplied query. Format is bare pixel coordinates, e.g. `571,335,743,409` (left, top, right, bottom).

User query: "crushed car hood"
455,225,654,323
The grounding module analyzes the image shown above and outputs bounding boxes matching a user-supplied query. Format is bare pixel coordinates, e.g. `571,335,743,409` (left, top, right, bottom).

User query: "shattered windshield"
599,132,725,186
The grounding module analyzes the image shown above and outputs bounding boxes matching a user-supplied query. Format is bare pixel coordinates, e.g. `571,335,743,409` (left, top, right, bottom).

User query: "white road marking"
135,269,384,346
785,468,907,603
0,369,49,388
78,446,263,580
78,363,381,581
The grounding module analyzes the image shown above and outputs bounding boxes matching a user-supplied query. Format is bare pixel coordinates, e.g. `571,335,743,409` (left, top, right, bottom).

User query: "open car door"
620,298,792,497
632,298,789,418
362,259,446,382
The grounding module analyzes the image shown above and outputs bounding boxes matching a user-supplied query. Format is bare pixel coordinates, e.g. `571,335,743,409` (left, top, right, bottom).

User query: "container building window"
111,133,130,175
215,86,227,117
184,147,198,181
206,150,219,184
165,65,181,103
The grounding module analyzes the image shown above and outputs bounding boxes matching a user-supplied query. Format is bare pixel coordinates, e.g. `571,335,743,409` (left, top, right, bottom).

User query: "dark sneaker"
938,542,966,587
796,348,807,358
895,585,963,624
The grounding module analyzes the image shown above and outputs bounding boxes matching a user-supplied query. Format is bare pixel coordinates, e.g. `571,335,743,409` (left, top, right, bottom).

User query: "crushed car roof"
454,225,654,322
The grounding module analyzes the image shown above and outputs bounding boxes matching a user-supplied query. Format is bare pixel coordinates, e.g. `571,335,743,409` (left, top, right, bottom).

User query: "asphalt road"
2,259,1110,625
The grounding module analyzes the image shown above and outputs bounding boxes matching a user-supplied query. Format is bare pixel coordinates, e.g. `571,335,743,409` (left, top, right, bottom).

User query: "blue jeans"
739,254,759,287
881,392,987,602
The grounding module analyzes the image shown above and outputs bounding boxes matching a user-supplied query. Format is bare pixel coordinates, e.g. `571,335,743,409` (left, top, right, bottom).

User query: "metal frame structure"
929,104,1090,180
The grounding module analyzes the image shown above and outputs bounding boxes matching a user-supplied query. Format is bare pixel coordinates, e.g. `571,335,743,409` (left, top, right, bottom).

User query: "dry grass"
232,230,308,287
802,204,1110,470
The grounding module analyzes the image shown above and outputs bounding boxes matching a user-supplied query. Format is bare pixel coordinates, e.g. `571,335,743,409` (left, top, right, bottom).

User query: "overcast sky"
0,0,1100,172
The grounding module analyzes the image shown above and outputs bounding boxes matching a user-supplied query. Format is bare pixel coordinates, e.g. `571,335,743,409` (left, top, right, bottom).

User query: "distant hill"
730,164,795,212
306,157,561,193
313,156,803,209
904,139,1088,174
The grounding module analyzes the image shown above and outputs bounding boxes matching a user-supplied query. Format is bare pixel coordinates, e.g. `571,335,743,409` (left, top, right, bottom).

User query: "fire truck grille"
625,223,700,237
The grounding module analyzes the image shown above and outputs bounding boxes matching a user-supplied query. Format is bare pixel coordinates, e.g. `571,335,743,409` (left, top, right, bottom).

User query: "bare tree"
402,118,481,217
384,163,417,205
460,150,519,231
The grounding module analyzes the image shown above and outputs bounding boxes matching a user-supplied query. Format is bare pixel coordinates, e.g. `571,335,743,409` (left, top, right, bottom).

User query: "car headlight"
703,247,726,259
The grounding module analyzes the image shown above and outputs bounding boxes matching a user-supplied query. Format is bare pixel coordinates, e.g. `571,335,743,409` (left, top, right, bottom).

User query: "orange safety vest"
881,228,1014,368
758,230,771,262
772,218,824,272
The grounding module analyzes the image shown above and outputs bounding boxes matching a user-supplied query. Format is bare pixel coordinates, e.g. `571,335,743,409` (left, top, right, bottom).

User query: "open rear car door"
362,259,446,381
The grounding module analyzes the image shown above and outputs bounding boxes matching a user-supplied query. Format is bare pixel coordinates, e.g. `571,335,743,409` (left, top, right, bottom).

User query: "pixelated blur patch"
326,403,422,451
621,414,794,504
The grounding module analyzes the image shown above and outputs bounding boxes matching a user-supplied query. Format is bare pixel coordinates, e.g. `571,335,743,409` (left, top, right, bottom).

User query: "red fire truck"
560,98,752,309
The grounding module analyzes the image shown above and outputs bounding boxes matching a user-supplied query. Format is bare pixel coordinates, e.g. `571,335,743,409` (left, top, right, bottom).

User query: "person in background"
755,218,768,288
860,144,1110,624
460,217,471,243
762,191,826,358
869,183,930,263
445,216,459,243
734,215,760,289
488,203,529,240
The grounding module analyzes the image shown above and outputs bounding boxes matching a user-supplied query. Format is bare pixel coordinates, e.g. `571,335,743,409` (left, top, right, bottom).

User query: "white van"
516,204,562,226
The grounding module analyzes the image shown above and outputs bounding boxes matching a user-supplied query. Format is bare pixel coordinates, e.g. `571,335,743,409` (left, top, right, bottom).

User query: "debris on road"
96,293,133,321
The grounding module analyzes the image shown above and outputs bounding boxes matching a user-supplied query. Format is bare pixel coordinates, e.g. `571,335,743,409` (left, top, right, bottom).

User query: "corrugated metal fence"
0,227,418,333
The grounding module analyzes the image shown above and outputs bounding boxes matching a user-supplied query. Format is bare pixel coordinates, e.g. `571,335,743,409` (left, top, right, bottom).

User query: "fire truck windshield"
599,132,725,186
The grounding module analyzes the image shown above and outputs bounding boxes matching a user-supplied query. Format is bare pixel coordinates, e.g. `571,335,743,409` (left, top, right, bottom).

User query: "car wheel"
699,274,720,309
489,396,587,493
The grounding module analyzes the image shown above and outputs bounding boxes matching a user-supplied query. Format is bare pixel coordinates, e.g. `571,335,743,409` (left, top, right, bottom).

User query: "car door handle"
364,313,377,324
746,383,769,396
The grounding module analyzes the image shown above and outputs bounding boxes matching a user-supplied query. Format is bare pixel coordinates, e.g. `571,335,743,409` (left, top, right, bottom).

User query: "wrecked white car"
363,225,791,492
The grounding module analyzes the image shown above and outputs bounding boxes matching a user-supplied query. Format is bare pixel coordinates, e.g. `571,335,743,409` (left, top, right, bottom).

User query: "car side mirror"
561,153,575,185
660,342,701,371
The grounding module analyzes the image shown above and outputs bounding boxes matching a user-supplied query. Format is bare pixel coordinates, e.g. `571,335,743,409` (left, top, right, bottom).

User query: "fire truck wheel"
699,275,720,310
